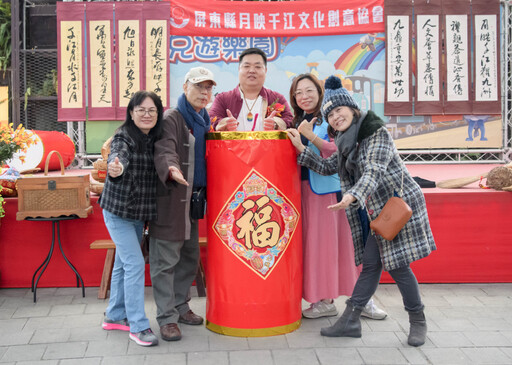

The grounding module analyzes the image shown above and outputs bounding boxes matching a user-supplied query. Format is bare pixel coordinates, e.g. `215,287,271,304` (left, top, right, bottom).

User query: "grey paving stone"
0,346,6,359
143,353,186,365
430,318,478,331
315,347,363,364
59,313,103,328
299,317,333,332
0,297,34,309
480,283,512,296
0,308,15,320
15,361,58,365
99,355,145,365
42,341,87,360
475,295,512,306
360,331,403,347
13,305,51,318
272,348,320,365
207,333,249,351
1,344,46,362
422,345,470,363
358,347,408,364
60,358,101,365
53,287,86,297
463,330,512,346
69,326,108,342
48,304,86,316
0,318,27,332
167,335,210,353
285,330,326,349
461,348,512,364
428,331,473,348
229,350,273,365
0,331,34,346
85,340,129,357
247,335,289,350
0,289,29,298
399,347,429,364
36,295,74,306
24,288,57,298
365,317,402,332
470,317,512,331
23,316,65,331
126,340,169,355
187,350,229,365
30,328,71,344
84,302,108,314
442,295,484,307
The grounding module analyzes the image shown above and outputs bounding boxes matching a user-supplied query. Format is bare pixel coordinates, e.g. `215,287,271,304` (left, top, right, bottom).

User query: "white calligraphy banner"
60,21,83,109
118,20,141,108
416,15,439,102
474,15,498,102
446,15,469,102
386,15,409,103
89,21,113,108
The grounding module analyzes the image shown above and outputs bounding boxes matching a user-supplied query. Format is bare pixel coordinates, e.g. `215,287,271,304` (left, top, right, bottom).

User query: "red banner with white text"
166,0,384,37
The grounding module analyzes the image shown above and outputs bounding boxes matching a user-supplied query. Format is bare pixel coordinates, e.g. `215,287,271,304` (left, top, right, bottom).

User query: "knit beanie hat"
321,75,359,120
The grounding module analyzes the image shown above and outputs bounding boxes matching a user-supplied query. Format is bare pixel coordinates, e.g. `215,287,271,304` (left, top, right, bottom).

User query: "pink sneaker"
102,316,130,331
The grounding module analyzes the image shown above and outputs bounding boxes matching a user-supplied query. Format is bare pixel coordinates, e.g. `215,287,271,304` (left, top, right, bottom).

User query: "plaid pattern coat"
99,128,157,221
298,125,436,271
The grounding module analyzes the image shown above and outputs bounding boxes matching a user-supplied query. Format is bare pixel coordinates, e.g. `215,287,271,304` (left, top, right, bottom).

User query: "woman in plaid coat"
287,76,436,347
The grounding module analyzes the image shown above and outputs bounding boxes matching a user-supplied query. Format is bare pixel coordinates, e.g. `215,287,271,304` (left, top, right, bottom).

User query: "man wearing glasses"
148,67,216,342
209,47,293,132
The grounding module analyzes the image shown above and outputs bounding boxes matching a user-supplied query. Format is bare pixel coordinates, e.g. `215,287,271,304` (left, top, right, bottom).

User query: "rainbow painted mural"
334,37,385,75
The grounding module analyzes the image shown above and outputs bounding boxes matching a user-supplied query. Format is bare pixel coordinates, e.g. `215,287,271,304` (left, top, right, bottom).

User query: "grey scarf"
335,111,367,180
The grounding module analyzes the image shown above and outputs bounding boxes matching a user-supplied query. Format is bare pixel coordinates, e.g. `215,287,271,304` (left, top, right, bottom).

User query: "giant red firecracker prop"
205,131,302,336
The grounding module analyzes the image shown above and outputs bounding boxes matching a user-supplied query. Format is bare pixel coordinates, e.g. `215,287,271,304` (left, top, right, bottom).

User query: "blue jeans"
103,210,150,333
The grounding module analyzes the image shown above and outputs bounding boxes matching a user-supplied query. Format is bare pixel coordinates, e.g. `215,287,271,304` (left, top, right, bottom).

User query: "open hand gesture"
169,166,189,186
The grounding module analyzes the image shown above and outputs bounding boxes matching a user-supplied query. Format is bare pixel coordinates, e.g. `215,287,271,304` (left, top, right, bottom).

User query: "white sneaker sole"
302,310,338,319
360,311,387,320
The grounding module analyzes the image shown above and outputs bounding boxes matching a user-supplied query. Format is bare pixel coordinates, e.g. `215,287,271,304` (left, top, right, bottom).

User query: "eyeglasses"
134,108,158,117
191,83,214,92
294,88,317,99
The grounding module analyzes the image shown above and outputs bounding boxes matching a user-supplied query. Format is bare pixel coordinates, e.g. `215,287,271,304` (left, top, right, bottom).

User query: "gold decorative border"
206,131,288,140
205,319,301,337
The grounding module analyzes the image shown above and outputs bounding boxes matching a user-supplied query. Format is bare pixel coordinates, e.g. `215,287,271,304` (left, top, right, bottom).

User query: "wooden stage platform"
0,164,511,288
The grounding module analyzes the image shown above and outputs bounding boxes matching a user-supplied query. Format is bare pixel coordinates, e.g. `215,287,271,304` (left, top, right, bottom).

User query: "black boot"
408,309,427,346
320,299,363,337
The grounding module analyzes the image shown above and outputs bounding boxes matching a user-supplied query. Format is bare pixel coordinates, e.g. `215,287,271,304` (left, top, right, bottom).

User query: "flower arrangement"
266,99,285,117
0,123,35,165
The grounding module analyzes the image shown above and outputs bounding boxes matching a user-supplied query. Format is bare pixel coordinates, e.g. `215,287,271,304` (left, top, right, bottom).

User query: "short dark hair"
239,48,267,66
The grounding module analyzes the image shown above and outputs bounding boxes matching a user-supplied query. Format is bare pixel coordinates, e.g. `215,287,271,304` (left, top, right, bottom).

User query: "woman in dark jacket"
287,76,436,347
99,90,163,347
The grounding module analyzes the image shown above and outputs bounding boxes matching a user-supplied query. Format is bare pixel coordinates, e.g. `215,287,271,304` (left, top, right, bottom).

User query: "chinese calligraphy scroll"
57,2,86,121
385,0,412,115
472,0,501,114
415,0,442,115
87,2,115,121
116,2,143,113
444,0,472,114
143,2,170,108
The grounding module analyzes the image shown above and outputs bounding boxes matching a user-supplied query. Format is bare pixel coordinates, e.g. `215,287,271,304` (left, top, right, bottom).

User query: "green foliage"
0,0,11,72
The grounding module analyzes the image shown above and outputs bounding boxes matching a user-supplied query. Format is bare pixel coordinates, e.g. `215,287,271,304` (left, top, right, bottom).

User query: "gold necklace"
243,95,257,122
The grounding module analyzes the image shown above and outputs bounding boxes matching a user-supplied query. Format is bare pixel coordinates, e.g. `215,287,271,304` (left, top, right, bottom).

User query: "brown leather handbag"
369,171,413,241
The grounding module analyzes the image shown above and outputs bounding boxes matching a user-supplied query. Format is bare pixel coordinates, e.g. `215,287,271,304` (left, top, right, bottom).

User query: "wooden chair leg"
98,248,115,299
